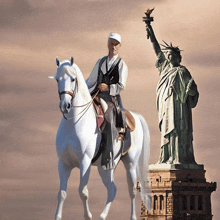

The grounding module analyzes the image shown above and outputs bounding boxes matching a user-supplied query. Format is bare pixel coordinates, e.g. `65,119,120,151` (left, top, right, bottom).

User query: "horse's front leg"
98,167,117,220
55,159,72,220
79,153,92,220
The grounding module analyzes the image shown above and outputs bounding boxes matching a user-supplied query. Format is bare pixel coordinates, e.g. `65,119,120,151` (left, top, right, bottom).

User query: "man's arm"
109,60,128,96
146,24,161,56
86,60,99,91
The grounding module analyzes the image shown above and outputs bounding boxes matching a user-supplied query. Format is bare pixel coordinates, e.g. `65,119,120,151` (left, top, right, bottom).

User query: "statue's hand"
185,79,197,98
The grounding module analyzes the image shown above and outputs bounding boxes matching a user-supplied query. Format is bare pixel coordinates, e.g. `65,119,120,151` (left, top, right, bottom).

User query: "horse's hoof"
84,213,92,220
98,214,106,220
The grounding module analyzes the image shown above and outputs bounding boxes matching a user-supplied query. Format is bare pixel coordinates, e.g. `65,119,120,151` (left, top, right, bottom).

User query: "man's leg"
114,95,126,140
101,102,117,170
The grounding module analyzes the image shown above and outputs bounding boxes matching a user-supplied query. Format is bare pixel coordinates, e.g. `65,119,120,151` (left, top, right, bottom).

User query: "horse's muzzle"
60,101,71,114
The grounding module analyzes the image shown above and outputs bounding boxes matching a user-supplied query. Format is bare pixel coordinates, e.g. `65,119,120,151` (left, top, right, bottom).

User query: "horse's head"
49,57,78,114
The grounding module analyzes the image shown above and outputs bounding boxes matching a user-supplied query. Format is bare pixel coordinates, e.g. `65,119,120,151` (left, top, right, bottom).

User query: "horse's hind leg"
55,159,72,220
122,157,138,220
79,154,92,220
98,167,117,220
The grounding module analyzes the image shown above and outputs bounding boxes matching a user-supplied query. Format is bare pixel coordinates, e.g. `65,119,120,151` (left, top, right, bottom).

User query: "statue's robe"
156,52,199,164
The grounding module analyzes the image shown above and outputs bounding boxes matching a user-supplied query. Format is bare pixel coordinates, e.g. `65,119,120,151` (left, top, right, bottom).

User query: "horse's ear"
56,57,60,67
48,76,56,80
70,57,74,66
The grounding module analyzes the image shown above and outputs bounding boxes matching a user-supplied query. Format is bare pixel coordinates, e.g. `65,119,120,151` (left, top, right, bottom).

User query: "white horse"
49,57,151,220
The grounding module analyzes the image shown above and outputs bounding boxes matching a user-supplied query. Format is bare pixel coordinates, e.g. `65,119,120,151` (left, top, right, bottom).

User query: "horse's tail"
136,114,152,211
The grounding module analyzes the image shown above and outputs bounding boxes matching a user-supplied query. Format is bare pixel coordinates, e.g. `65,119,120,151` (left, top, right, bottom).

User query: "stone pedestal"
138,167,216,220
148,163,204,171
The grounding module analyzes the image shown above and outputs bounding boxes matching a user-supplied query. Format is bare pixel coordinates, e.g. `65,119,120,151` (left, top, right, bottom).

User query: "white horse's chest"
56,117,101,162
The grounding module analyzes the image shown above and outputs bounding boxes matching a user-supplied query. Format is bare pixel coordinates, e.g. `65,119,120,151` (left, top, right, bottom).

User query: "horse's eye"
71,78,75,82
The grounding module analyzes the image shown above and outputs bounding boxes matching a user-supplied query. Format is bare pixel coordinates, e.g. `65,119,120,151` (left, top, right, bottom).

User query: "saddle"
92,97,136,169
92,96,135,132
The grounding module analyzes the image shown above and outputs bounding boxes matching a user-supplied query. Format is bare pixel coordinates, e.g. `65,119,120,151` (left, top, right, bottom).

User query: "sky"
1,0,220,219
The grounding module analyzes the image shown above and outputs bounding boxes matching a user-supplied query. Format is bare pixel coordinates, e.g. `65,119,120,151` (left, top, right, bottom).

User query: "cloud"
186,50,220,67
0,0,34,27
1,0,130,33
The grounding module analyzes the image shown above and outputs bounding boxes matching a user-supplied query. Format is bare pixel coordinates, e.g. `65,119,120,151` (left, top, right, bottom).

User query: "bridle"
58,78,99,121
58,77,77,103
59,91,75,103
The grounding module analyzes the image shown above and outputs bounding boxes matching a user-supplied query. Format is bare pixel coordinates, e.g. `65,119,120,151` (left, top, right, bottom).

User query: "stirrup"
118,133,125,141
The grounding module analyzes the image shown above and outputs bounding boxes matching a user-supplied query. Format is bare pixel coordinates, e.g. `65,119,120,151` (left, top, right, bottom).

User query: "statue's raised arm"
143,9,161,56
146,24,161,56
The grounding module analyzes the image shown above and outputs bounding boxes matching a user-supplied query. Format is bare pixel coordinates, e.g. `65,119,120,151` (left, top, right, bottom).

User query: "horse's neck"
68,65,96,123
74,65,91,103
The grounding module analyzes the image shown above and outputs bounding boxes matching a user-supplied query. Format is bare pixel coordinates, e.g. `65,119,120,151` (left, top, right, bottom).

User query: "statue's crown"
160,40,183,55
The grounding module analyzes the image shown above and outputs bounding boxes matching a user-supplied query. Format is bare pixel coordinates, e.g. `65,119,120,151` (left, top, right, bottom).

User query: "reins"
61,89,100,121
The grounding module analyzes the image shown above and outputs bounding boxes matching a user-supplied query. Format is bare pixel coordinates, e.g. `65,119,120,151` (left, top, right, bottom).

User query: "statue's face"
108,38,121,57
165,50,180,66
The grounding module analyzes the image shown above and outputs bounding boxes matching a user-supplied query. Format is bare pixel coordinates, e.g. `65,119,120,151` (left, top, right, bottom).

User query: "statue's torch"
143,8,154,39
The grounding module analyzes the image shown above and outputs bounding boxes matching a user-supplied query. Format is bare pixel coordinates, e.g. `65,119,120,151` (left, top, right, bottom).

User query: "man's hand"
98,83,109,91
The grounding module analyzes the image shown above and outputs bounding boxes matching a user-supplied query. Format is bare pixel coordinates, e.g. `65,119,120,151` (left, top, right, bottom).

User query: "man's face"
108,38,121,57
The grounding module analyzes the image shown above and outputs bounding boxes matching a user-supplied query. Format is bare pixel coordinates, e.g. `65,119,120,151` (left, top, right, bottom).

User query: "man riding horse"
86,33,128,170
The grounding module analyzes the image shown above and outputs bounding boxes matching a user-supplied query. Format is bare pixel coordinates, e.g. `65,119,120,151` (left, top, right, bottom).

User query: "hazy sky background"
1,0,220,219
